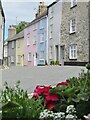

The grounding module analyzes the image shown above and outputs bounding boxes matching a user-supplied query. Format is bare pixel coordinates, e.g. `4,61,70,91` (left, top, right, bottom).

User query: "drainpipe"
88,1,90,63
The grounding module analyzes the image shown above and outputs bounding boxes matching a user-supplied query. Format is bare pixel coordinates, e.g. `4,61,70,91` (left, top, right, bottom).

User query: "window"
49,46,53,59
40,33,44,43
40,20,43,29
40,51,44,60
12,41,14,49
71,0,77,8
11,56,14,63
28,52,32,61
69,44,77,59
49,25,53,38
17,55,21,63
33,36,37,45
70,18,76,33
49,7,53,18
33,24,37,31
27,37,30,46
17,40,20,48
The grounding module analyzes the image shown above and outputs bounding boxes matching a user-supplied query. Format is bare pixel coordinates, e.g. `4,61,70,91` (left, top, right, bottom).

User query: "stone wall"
60,1,89,65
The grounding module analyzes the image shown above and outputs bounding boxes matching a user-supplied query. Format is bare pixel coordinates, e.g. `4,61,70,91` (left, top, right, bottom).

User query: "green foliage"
55,60,59,65
50,70,90,118
50,61,59,65
86,63,90,70
1,81,45,120
16,21,28,34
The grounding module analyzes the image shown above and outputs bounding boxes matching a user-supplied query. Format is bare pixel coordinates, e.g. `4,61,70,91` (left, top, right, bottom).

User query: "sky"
1,0,55,40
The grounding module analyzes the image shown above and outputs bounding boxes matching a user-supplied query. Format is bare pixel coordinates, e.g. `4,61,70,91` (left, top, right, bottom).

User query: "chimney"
8,25,16,39
35,2,47,18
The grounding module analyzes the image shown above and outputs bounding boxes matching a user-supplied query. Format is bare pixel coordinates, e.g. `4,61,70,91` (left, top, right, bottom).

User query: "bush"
1,81,45,120
86,63,90,70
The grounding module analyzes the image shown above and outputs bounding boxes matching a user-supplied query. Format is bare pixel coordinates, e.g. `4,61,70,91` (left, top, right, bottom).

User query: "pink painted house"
24,20,38,66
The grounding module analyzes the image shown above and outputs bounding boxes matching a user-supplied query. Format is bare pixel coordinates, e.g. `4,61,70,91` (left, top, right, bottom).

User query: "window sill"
40,41,44,43
69,31,76,35
40,59,44,61
27,44,30,46
28,60,32,62
70,5,77,9
40,27,44,30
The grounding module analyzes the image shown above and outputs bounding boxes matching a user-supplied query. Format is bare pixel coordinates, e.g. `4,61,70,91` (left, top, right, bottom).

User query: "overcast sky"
1,0,55,40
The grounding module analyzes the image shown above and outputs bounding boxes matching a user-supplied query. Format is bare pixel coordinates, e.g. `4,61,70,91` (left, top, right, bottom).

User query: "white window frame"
40,51,44,60
27,37,30,46
69,44,77,59
49,7,53,19
49,46,53,59
40,20,44,29
40,33,44,43
28,52,32,61
11,56,14,63
33,35,37,45
70,18,76,33
12,41,14,49
49,25,53,39
33,24,37,31
17,40,20,48
71,0,77,8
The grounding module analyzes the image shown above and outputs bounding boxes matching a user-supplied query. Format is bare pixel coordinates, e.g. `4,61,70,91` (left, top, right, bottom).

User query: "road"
1,66,87,93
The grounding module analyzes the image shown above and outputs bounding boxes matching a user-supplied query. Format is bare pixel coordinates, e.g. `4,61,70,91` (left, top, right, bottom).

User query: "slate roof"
8,30,24,42
25,10,47,28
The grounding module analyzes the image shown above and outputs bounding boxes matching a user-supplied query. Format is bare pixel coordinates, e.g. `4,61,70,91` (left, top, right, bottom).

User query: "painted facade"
24,2,47,66
8,27,24,67
8,40,16,67
48,0,62,65
60,0,90,66
24,21,38,66
0,0,5,65
3,41,8,66
16,31,24,66
37,12,47,65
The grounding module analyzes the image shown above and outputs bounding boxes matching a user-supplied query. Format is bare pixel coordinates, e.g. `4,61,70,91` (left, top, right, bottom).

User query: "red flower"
57,82,67,86
34,85,51,96
45,94,58,102
46,102,55,110
33,92,39,99
34,85,44,95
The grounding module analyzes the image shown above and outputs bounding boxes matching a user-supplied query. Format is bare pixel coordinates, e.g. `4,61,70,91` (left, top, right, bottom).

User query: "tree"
16,21,28,34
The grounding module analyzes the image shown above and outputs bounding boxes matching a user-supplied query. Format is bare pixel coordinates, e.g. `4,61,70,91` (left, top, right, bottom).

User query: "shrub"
86,63,90,70
1,81,45,120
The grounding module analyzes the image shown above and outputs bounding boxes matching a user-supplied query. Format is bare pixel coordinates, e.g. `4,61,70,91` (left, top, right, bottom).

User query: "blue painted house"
37,11,47,65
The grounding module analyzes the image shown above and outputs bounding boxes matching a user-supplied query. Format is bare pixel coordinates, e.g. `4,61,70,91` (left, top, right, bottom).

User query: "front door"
8,57,11,66
34,53,37,66
56,45,59,61
60,46,65,66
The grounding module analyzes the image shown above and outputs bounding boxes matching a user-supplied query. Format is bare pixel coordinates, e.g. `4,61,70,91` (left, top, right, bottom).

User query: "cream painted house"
16,30,24,66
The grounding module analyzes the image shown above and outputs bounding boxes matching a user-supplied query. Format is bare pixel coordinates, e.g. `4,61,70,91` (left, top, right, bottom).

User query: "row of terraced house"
4,0,90,67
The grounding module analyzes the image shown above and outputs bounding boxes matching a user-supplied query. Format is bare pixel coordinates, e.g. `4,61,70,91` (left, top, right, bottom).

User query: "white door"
34,53,37,66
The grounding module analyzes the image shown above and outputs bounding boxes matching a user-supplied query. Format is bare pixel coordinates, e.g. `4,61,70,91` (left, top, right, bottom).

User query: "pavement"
1,66,87,93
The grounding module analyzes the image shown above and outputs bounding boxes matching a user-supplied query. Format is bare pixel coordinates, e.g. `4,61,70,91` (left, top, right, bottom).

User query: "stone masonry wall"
60,1,89,63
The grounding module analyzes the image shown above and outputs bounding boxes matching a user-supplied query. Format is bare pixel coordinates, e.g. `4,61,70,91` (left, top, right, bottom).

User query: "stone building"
0,0,5,65
60,0,90,65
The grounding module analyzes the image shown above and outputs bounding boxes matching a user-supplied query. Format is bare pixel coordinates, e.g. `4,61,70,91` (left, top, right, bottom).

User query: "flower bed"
0,65,90,120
